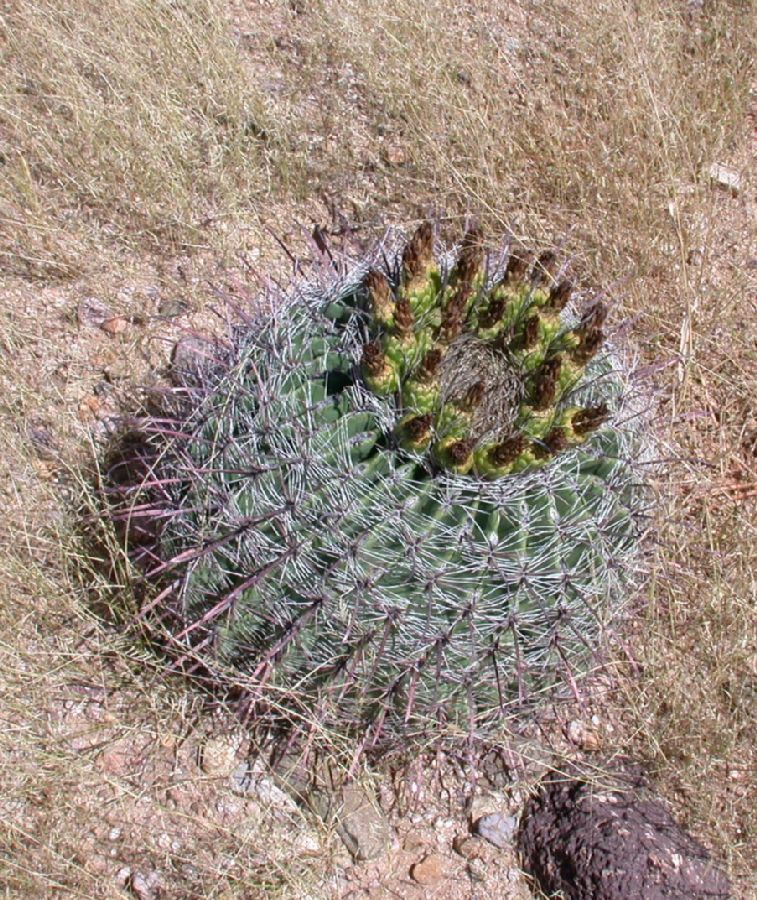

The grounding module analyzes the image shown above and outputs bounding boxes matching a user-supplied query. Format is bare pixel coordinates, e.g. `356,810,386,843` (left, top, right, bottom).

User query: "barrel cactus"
110,222,653,747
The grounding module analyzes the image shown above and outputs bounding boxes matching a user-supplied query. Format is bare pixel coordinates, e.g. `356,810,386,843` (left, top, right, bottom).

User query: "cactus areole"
111,223,653,746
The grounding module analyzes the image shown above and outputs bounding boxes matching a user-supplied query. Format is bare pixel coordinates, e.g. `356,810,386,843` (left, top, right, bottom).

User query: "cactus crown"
358,224,611,478
109,221,654,750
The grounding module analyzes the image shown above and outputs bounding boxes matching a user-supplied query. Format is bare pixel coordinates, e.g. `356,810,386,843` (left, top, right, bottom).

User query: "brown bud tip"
531,251,558,287
454,225,485,284
548,279,573,311
365,269,394,322
504,248,531,282
572,403,609,436
402,221,434,279
573,327,605,363
523,314,540,348
580,298,608,330
511,314,540,352
440,305,464,342
534,427,569,459
463,381,485,408
448,438,476,465
490,435,527,466
478,296,505,329
365,268,391,298
531,357,562,409
361,340,385,376
404,413,433,442
394,295,414,337
419,349,442,379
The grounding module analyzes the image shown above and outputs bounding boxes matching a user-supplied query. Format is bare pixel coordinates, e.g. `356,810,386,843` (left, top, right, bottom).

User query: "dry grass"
0,0,299,278
0,0,755,895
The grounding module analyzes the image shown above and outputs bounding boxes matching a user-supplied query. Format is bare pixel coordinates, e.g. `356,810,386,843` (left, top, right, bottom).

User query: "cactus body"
113,225,653,744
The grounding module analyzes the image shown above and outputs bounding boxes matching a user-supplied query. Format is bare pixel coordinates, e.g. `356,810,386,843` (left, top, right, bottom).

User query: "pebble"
229,760,297,811
27,424,58,461
709,162,741,196
453,834,488,861
468,791,505,821
158,297,189,318
130,871,160,900
293,831,321,855
467,857,487,883
101,315,128,335
403,831,427,851
475,813,518,849
566,719,601,751
411,852,444,885
201,735,241,777
77,296,113,329
336,784,395,862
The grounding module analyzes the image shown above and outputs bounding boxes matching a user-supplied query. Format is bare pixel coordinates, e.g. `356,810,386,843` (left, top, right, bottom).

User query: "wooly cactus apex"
108,222,654,747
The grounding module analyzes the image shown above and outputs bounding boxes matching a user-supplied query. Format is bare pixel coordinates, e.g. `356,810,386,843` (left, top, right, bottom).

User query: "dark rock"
518,765,731,899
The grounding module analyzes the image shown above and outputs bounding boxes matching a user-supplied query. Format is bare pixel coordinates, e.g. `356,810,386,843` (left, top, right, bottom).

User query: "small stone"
293,831,320,855
475,813,518,849
433,816,456,841
381,144,408,166
27,424,58,461
171,335,218,385
229,759,298,812
468,791,504,821
101,315,128,335
201,735,241,777
129,870,160,900
411,852,444,885
467,857,487,883
78,395,102,421
336,784,395,861
158,297,189,318
709,162,740,196
453,835,488,861
566,719,601,751
78,297,113,329
108,827,122,841
403,831,427,851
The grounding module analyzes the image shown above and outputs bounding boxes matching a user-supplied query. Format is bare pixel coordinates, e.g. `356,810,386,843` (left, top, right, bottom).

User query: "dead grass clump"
294,0,751,272
0,0,293,279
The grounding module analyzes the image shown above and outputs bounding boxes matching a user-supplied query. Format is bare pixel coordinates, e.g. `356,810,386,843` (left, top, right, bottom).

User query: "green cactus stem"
108,221,654,748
